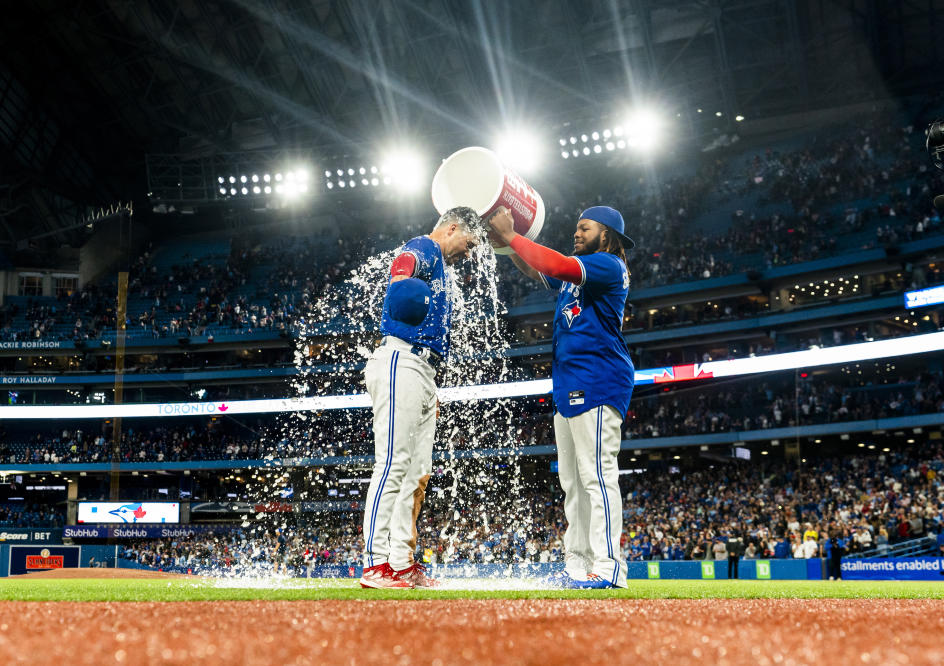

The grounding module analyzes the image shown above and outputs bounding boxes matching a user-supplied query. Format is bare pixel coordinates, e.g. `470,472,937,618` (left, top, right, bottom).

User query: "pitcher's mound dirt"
0,598,942,665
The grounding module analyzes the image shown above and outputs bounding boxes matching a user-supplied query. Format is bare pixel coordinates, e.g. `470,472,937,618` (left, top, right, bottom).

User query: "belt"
379,336,443,370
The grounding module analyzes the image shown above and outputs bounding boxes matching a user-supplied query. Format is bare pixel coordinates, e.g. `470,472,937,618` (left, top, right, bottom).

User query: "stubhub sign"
63,526,108,539
64,525,221,539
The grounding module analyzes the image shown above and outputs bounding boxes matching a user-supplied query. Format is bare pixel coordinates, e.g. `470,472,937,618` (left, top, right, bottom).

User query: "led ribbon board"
1,332,942,420
76,502,180,524
905,284,944,309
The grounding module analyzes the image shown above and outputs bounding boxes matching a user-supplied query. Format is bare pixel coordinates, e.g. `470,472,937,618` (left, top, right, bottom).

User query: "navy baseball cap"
387,277,431,327
580,206,636,249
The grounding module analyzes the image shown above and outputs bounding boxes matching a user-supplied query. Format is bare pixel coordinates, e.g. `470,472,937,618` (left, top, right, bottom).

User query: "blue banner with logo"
62,525,109,539
0,528,62,544
0,341,71,351
64,524,235,539
840,557,944,580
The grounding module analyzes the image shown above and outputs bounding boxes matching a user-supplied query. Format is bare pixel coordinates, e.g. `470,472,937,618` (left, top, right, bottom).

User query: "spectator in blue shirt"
773,535,791,559
640,536,652,560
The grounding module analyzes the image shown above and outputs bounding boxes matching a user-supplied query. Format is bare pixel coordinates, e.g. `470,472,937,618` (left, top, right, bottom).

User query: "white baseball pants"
362,337,437,570
555,404,626,588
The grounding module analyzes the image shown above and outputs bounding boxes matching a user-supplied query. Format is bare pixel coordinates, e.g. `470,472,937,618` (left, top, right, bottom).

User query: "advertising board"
8,545,80,576
77,502,179,524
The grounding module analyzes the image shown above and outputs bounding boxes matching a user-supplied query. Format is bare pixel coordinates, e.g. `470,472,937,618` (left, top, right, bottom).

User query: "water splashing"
226,233,540,580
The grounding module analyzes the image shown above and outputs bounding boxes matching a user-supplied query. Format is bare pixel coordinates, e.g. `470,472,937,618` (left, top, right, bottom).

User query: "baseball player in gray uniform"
360,206,483,589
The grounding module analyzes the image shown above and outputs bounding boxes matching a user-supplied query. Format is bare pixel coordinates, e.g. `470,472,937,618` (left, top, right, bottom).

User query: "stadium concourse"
6,1,944,663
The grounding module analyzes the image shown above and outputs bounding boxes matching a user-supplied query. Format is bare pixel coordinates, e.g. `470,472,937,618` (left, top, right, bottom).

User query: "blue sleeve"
574,253,626,291
401,238,438,281
539,274,562,291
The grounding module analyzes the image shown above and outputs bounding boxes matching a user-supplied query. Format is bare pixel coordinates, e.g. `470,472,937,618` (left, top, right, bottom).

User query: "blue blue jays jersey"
381,236,451,357
542,252,635,418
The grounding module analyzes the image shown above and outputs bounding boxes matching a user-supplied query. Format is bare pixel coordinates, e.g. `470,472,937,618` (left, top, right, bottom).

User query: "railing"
846,534,939,559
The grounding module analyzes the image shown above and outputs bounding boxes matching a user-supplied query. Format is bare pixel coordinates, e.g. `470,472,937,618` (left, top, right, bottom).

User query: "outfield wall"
269,559,944,581
628,559,819,580
6,554,944,581
0,544,118,577
421,560,821,581
129,560,823,581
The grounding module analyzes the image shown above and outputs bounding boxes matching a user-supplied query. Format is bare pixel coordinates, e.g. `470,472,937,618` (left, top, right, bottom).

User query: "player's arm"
484,210,541,281
488,207,582,284
386,251,431,326
484,208,541,281
389,251,417,283
508,253,542,281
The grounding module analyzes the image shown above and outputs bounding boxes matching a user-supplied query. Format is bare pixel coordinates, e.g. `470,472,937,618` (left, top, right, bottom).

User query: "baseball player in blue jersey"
360,206,483,589
489,205,635,589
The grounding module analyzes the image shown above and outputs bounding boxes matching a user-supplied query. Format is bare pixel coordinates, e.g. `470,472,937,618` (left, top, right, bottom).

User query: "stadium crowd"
626,370,944,438
0,503,65,528
112,444,944,573
118,527,327,574
499,110,944,303
0,412,369,464
617,444,943,566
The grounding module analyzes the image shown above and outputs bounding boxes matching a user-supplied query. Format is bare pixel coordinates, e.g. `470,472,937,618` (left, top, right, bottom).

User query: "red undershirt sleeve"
390,252,417,278
509,235,583,284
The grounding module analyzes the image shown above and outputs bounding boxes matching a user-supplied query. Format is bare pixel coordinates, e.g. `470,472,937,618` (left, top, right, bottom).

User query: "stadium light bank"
558,107,665,159
495,128,543,174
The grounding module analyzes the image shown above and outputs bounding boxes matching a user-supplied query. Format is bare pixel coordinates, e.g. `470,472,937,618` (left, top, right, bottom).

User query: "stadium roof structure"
1,0,943,247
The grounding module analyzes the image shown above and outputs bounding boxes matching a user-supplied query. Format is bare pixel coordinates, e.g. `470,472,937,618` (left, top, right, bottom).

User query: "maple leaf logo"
218,403,229,412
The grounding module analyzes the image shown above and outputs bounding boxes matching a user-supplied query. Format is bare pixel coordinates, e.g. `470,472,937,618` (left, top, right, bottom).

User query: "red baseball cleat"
359,563,413,589
395,563,439,588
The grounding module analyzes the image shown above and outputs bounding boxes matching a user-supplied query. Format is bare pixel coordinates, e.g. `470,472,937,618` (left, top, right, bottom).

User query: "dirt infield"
0,598,941,665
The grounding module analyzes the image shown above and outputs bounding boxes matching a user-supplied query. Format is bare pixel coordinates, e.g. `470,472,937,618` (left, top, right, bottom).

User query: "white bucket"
431,146,545,254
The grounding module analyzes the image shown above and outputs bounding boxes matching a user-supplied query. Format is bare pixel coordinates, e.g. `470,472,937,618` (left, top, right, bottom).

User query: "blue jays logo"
561,299,582,327
561,284,583,327
108,503,148,523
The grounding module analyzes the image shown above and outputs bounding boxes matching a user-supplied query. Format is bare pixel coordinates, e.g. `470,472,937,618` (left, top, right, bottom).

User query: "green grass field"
1,578,942,602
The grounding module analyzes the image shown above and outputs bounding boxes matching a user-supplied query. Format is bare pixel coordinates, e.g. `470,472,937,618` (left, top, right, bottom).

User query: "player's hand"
487,206,517,245
486,228,504,249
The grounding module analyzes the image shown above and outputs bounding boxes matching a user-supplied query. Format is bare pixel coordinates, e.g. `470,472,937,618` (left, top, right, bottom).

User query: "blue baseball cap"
387,277,431,327
580,206,636,249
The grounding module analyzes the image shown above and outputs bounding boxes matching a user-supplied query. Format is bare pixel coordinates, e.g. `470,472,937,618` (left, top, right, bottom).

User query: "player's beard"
574,233,602,256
